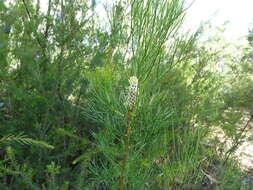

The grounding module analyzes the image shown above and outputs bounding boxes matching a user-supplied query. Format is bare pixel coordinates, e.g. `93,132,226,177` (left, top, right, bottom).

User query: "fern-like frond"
0,133,54,149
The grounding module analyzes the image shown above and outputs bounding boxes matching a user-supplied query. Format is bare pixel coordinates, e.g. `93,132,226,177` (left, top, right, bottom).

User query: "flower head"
125,76,138,110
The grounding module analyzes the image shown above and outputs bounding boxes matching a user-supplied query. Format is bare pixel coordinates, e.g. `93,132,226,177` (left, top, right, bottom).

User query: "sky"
185,0,253,40
40,0,253,40
94,0,253,40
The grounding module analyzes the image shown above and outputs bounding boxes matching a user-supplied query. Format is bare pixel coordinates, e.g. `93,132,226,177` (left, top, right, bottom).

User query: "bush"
0,0,250,189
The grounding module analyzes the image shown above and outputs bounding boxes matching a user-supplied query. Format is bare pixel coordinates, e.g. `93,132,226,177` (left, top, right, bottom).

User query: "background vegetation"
0,0,252,189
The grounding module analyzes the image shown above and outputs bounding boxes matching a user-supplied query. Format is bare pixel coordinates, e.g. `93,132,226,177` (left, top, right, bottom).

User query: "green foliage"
0,0,97,189
215,162,252,190
0,0,251,189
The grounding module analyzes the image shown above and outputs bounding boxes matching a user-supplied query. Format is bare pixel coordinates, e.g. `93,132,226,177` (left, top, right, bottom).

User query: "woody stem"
119,109,134,190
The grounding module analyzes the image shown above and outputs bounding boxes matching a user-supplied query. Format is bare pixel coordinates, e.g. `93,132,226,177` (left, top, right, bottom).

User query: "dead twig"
201,169,219,185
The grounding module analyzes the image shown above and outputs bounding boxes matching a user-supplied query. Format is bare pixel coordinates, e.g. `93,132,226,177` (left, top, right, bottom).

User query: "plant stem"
119,110,134,190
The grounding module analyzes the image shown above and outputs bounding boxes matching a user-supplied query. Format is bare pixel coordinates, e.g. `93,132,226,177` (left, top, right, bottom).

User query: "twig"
44,0,52,38
21,0,47,52
201,169,219,184
224,115,253,164
22,0,31,20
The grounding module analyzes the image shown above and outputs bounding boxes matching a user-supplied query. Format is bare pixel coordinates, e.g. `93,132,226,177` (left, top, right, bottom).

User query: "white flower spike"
126,76,138,110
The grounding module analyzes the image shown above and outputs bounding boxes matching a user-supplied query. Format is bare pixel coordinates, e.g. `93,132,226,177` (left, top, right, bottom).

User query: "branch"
61,0,64,23
22,0,32,20
22,0,44,49
44,0,52,38
0,134,54,149
201,169,219,184
224,115,253,163
21,0,50,69
36,0,40,17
